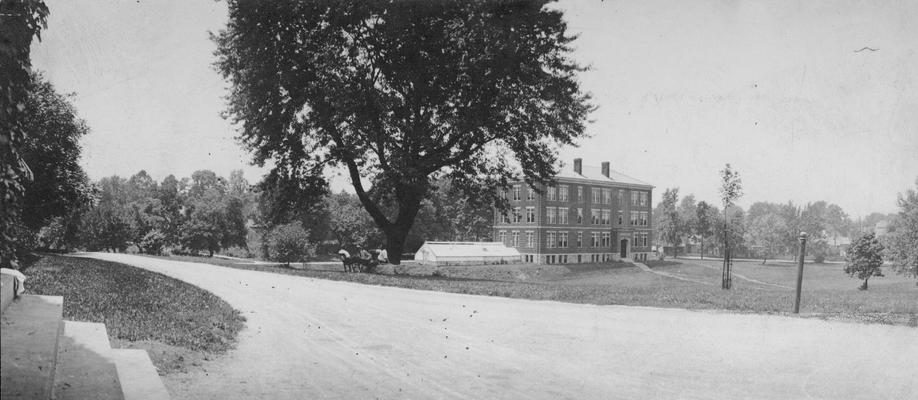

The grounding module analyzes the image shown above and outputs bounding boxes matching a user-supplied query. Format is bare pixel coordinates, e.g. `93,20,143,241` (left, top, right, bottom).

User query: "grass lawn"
145,253,917,327
23,255,246,374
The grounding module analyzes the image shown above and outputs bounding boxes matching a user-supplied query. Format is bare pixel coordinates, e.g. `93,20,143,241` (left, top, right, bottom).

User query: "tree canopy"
886,178,918,283
1,0,49,267
213,0,593,263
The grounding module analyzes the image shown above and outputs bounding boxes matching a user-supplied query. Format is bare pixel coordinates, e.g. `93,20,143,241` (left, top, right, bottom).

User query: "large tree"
18,73,93,231
656,188,682,258
695,201,715,259
886,178,918,284
214,0,593,264
1,0,48,267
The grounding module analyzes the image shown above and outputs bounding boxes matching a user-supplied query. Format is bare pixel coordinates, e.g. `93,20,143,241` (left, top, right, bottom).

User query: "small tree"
844,232,885,290
266,222,315,265
719,164,743,289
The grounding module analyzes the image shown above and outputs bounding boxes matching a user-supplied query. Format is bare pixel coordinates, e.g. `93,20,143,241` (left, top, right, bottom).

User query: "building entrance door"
620,239,628,258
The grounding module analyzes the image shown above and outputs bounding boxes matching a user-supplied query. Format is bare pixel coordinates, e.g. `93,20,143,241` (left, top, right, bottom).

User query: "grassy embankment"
23,255,246,374
148,253,917,327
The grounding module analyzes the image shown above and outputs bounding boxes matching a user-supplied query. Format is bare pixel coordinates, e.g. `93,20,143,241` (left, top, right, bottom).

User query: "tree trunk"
700,240,704,260
859,278,869,290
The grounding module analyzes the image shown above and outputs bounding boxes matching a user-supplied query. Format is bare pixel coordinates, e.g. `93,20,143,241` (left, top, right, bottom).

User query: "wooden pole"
794,232,808,314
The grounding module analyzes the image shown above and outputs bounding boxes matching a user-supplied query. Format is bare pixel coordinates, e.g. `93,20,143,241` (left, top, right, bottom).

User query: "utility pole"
794,232,808,314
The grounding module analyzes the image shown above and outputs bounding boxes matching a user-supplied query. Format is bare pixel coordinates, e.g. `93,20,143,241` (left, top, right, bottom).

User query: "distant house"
414,242,522,265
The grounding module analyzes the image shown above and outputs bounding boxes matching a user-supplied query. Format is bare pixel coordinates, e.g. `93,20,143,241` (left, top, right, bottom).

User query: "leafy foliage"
886,178,918,282
213,0,593,263
656,188,682,256
845,233,885,290
266,221,315,264
695,201,715,258
0,0,48,267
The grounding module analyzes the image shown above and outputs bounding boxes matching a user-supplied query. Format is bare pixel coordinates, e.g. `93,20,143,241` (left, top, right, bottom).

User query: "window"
592,188,601,204
577,231,583,248
640,191,648,207
577,186,583,202
633,232,640,246
559,185,569,202
591,232,601,247
501,212,510,224
617,210,624,225
547,186,557,201
512,231,519,247
631,191,639,206
630,211,639,225
513,207,522,223
602,232,611,247
546,231,556,248
526,231,534,248
640,211,648,226
512,185,521,201
526,207,536,223
591,209,600,225
602,188,612,204
498,231,507,245
546,207,557,224
558,207,569,224
601,210,611,225
576,208,583,224
618,189,624,204
559,232,568,248
641,232,649,246
527,186,535,201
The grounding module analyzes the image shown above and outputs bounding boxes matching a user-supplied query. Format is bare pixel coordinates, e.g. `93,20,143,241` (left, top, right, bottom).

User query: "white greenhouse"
414,241,522,265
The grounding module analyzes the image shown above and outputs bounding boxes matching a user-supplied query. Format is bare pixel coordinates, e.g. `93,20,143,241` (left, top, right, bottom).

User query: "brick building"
493,158,654,264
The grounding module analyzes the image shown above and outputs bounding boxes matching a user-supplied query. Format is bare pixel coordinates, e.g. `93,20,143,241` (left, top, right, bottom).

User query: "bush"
222,246,252,258
138,230,167,255
266,222,316,265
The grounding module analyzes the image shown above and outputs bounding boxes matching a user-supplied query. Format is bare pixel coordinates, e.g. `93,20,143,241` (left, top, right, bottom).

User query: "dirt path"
82,253,916,399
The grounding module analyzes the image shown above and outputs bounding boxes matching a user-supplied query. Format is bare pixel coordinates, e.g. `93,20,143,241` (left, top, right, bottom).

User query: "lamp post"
794,232,808,314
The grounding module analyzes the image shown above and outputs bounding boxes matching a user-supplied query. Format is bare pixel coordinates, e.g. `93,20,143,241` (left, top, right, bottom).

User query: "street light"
794,232,808,314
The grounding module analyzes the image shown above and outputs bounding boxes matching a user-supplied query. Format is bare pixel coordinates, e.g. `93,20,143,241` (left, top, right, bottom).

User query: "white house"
414,242,522,265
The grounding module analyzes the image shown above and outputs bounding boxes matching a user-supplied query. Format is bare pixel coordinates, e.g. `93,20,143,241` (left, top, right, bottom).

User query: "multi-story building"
493,158,654,264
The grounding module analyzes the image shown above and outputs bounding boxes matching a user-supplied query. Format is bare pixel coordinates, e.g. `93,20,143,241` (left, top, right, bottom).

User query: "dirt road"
83,253,916,399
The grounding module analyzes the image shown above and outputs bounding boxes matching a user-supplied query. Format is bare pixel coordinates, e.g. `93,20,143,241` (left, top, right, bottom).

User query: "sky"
30,0,918,218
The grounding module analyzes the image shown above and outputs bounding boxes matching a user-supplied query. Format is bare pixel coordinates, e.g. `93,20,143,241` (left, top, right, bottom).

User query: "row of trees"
653,178,918,285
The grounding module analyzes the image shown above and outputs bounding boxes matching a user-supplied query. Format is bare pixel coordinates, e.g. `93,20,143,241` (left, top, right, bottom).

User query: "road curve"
81,253,916,400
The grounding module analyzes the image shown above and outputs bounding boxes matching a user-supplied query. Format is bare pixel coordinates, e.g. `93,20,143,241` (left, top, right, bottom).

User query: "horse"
338,249,378,273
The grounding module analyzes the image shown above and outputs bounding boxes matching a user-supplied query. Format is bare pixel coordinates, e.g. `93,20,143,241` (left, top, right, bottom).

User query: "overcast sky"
31,0,918,218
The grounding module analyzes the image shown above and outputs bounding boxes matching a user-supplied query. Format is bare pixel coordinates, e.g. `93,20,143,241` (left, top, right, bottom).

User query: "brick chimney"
601,161,610,178
573,158,582,175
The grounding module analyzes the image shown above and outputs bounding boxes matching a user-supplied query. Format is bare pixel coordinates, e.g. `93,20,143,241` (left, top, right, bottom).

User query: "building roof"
555,165,653,188
416,242,521,258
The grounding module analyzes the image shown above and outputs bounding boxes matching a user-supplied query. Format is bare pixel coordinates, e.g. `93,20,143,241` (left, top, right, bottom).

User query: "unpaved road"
83,253,916,399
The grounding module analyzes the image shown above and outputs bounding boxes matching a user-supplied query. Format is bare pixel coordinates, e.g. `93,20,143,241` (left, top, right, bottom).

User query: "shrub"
266,222,315,265
138,229,167,255
222,246,252,258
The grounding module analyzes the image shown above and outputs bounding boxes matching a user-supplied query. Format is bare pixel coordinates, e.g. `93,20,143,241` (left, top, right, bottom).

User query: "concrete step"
111,349,171,400
0,295,63,399
53,320,123,400
1,273,15,314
